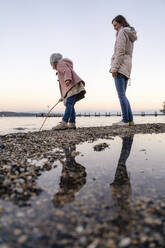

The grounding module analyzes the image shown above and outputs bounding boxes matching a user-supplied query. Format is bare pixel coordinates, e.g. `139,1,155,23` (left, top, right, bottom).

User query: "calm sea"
0,116,165,135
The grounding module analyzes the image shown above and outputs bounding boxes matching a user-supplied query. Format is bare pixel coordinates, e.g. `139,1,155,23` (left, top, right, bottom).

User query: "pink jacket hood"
62,58,73,69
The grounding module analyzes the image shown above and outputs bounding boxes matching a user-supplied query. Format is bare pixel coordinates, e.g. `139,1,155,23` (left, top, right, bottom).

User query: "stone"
140,235,148,243
0,144,5,149
71,151,80,157
18,235,28,244
0,206,4,214
119,237,131,247
93,143,109,151
0,244,10,248
13,229,22,236
87,239,99,248
76,226,84,233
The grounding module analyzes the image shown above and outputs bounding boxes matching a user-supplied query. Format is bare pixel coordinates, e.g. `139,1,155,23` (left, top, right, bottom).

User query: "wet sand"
0,123,165,247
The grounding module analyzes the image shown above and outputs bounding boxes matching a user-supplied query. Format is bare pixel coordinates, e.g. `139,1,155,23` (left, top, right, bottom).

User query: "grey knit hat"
50,53,63,66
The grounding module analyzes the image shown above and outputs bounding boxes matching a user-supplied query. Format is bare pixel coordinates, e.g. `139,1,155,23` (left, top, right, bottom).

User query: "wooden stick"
39,101,60,131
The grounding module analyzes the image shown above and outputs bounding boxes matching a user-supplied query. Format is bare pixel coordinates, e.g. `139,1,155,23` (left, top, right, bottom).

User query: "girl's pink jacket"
56,58,85,98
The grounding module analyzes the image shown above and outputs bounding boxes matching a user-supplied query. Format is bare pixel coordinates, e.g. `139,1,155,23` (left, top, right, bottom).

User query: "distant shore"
0,111,164,117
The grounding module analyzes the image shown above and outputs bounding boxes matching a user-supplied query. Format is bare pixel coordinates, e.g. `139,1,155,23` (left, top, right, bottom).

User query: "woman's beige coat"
110,26,137,78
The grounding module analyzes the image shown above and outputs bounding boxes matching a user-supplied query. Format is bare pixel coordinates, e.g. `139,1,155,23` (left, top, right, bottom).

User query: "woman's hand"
59,97,63,102
111,68,118,78
112,71,117,78
65,80,71,87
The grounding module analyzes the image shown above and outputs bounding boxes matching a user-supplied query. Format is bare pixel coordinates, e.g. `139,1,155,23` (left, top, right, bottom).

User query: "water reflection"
110,135,134,225
52,144,87,208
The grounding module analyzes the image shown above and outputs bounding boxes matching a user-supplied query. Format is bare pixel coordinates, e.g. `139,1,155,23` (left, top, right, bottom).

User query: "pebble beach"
0,123,165,247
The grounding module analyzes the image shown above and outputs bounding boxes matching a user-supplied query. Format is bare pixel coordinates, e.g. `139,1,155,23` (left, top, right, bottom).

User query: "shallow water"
36,133,165,205
0,133,165,247
0,116,165,135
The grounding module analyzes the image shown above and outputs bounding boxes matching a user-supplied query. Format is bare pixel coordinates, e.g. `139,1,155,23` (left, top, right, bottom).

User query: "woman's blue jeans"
63,95,77,123
114,73,133,123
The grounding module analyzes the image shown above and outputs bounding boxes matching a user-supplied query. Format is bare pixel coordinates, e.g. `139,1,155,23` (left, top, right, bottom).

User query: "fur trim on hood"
123,27,137,42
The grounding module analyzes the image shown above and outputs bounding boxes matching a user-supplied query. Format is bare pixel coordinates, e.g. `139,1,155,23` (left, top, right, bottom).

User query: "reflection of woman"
52,145,86,208
110,15,137,126
112,135,133,185
110,135,134,223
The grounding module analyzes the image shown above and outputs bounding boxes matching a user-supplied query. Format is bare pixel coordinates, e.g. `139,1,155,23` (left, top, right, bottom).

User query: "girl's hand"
59,97,63,102
65,80,71,87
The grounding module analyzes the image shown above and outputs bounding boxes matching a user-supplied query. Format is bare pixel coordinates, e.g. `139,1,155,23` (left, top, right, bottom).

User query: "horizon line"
0,110,163,114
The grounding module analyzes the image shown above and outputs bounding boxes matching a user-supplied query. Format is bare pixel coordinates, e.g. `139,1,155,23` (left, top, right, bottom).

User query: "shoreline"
1,122,165,138
1,123,165,204
0,123,165,247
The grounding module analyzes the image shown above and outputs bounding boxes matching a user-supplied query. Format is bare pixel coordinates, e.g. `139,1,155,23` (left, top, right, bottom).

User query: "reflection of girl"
50,53,86,130
52,145,86,208
110,15,137,126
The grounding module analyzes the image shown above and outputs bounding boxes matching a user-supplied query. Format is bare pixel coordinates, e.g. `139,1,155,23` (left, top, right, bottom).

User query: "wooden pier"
36,112,164,117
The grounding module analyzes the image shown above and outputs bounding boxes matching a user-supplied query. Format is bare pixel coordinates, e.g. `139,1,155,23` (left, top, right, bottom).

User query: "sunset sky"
0,0,165,113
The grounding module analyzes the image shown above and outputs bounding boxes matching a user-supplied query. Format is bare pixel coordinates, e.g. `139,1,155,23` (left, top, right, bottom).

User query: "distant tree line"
160,102,165,114
0,112,36,117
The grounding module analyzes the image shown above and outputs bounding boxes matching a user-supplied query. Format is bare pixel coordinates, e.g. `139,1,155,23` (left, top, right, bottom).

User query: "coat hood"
123,27,137,42
62,58,73,69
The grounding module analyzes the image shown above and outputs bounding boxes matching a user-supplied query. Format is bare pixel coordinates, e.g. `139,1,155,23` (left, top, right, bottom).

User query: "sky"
0,0,165,113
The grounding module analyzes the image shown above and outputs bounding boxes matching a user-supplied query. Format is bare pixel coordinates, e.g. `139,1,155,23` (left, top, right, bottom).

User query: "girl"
50,53,86,130
110,15,137,126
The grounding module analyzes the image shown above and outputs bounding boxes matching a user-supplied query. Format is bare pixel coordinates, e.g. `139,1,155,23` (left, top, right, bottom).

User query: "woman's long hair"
112,15,130,27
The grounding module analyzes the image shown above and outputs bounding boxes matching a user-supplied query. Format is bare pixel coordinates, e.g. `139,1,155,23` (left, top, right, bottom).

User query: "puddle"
0,133,165,247
37,164,62,195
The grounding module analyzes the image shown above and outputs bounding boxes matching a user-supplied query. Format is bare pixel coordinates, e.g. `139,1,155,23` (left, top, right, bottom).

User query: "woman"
50,53,86,130
110,15,137,126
